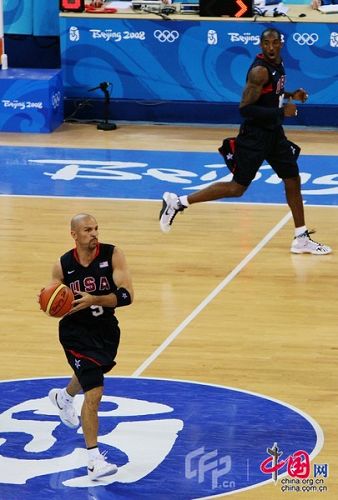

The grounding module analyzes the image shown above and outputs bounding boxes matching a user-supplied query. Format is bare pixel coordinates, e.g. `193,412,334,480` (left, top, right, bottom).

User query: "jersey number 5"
90,305,104,317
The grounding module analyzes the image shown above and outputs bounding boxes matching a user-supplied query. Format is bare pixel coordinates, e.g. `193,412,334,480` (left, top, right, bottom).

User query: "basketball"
39,282,74,317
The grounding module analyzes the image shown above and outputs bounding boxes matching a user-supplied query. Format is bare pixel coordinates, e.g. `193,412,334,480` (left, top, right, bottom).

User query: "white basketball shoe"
88,452,118,480
159,192,186,233
48,388,80,429
291,230,332,255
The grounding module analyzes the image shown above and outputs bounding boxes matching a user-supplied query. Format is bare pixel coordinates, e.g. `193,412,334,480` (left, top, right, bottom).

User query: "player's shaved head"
71,213,97,231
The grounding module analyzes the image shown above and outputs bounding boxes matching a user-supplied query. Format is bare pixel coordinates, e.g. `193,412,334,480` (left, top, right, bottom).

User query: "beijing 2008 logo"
0,377,322,499
69,26,80,42
330,32,338,47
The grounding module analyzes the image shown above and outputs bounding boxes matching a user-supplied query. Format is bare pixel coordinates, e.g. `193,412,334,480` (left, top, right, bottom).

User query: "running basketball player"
159,28,331,255
46,213,133,480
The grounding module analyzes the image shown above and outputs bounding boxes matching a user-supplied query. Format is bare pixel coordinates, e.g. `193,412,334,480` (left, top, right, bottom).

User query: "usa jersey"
248,54,286,110
60,243,117,326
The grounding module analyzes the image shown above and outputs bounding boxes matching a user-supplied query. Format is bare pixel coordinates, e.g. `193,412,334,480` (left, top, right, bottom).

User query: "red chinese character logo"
287,450,310,478
260,443,286,483
260,455,287,474
260,444,311,483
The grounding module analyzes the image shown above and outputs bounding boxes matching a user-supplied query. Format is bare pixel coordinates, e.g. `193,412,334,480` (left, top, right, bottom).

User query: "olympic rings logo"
153,30,179,43
51,91,62,109
293,33,319,46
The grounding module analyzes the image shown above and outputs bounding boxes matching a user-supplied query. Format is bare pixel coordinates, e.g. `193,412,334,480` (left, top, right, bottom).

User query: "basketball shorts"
219,123,300,187
64,349,116,392
59,318,120,392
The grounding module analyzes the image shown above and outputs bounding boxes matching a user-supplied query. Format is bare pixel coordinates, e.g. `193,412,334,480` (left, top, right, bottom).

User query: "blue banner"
33,0,59,36
60,17,338,104
3,0,33,35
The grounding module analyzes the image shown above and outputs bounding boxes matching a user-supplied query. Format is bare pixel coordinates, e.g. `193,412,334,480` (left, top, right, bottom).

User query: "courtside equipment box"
0,68,64,133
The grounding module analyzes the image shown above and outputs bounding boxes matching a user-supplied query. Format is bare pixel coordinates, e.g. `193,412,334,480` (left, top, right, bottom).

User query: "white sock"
62,388,74,405
88,446,101,461
179,195,189,207
295,225,307,238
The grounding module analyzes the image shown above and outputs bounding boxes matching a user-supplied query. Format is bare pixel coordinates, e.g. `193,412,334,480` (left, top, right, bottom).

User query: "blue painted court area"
0,377,322,499
0,146,337,205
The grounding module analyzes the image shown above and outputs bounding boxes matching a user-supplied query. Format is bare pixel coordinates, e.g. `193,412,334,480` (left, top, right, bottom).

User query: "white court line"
0,193,337,210
132,210,293,377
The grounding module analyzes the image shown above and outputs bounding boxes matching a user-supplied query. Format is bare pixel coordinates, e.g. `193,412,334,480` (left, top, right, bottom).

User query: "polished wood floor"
0,123,337,499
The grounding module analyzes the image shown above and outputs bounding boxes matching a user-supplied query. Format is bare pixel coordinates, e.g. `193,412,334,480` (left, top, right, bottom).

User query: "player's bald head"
71,213,97,231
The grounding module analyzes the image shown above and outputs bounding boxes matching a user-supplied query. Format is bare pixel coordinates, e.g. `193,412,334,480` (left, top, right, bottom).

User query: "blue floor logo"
0,377,322,499
0,146,337,206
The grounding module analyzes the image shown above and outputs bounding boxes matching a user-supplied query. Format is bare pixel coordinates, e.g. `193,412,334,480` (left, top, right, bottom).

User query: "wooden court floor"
0,123,337,499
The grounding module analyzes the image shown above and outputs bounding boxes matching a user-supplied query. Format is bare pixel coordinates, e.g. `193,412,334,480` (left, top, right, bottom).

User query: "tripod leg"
97,92,116,130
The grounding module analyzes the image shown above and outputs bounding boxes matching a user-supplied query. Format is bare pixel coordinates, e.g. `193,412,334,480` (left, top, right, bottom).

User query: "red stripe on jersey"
67,349,102,366
261,84,273,94
73,243,100,264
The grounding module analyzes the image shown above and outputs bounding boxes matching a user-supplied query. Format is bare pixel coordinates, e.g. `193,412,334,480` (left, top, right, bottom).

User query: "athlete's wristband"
115,287,132,307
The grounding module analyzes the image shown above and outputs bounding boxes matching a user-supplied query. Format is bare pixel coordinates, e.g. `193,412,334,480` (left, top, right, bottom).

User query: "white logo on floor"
0,394,183,488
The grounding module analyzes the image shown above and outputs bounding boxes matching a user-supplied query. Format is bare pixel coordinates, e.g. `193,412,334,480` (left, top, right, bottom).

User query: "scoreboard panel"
199,0,253,17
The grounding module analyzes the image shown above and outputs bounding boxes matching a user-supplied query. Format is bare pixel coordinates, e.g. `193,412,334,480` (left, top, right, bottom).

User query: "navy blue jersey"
60,243,117,326
248,54,286,109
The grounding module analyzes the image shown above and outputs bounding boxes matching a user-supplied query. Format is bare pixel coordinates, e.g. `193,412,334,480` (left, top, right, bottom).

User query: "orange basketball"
39,282,74,318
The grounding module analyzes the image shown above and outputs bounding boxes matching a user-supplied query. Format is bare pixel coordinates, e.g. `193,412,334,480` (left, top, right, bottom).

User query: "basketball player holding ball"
44,213,134,480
